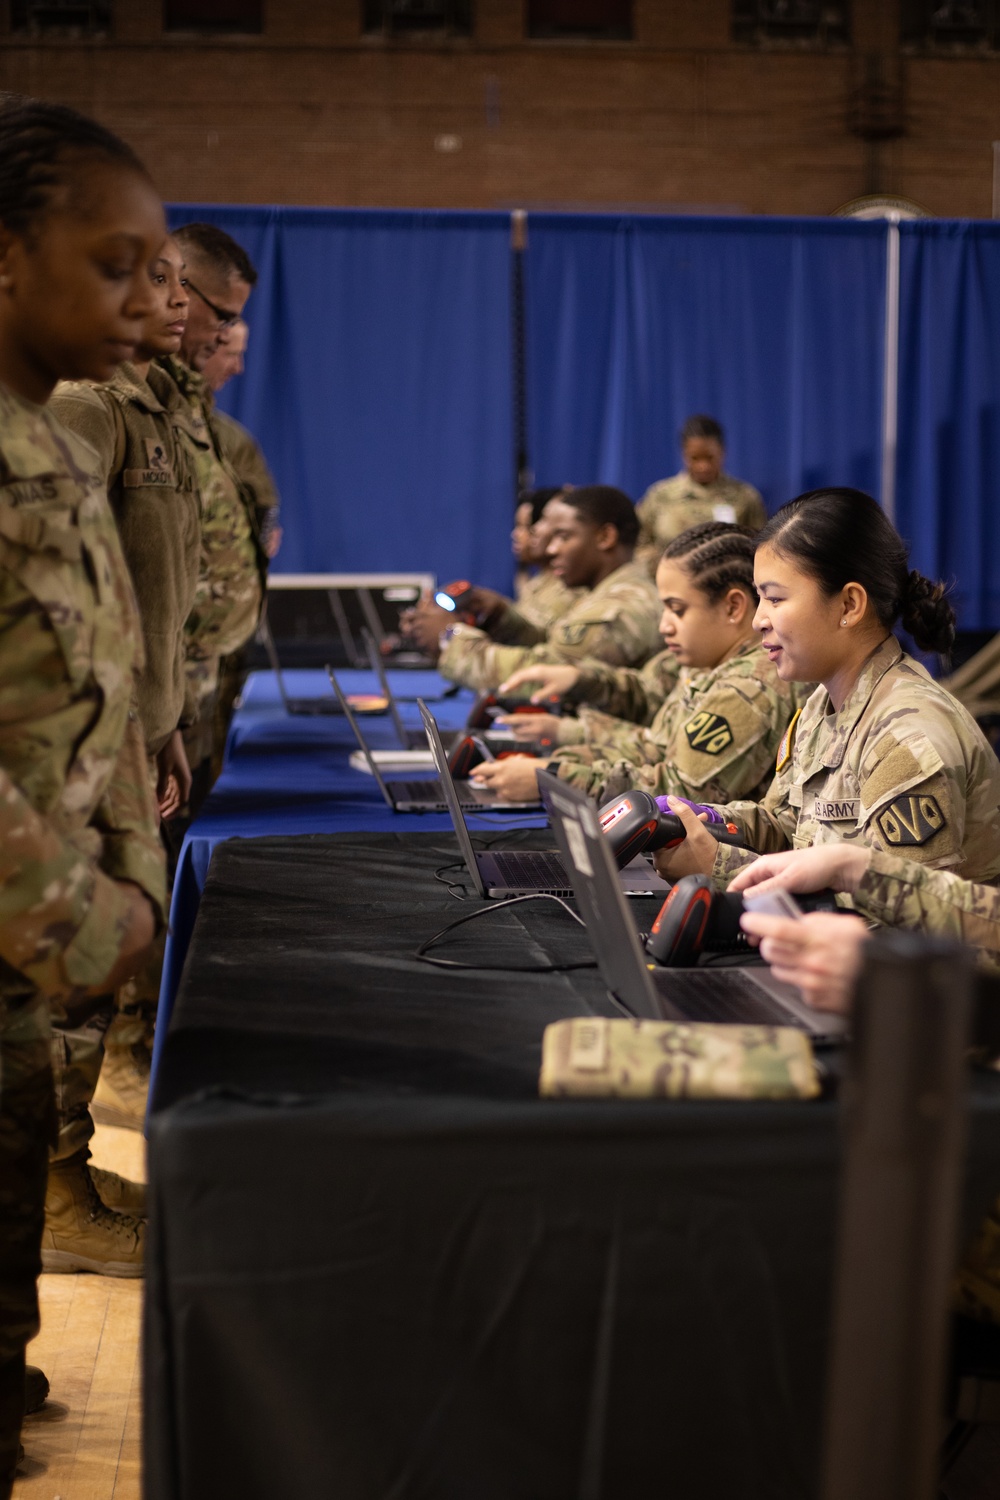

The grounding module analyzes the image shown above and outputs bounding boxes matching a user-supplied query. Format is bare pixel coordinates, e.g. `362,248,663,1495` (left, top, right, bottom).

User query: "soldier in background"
512,486,580,631
0,101,167,1490
405,486,662,693
636,414,765,574
470,523,795,806
160,223,267,822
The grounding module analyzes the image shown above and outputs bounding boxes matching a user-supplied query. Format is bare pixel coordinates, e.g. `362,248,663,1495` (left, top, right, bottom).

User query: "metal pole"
510,210,532,498
820,933,974,1500
993,142,1000,219
880,211,901,524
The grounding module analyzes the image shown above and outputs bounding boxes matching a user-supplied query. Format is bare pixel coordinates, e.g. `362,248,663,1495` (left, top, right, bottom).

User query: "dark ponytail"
0,98,148,238
757,488,955,655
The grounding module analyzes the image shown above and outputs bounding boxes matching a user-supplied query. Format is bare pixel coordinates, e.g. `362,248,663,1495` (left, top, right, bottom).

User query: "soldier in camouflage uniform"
636,414,765,574
0,101,167,1494
474,523,795,807
652,490,1000,894
204,319,283,560
513,486,581,632
406,486,661,694
160,223,266,817
49,238,206,1175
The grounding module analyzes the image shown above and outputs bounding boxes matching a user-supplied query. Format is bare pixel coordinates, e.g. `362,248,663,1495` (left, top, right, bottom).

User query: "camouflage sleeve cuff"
98,832,168,931
487,601,546,648
438,625,487,681
555,717,587,746
58,868,140,989
851,848,923,926
713,841,757,890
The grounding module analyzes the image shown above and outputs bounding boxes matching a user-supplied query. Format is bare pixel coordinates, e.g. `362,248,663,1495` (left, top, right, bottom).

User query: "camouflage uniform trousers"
0,987,55,1496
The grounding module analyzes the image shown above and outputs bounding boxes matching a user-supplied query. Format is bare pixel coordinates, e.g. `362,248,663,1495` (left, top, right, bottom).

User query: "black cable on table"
414,893,596,972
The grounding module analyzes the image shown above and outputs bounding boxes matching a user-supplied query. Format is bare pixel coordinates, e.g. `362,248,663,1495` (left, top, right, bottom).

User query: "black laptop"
539,770,847,1039
331,673,539,813
422,701,669,898
259,613,344,716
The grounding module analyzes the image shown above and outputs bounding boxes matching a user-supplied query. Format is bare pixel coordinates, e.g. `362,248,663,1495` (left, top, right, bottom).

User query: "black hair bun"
900,570,956,656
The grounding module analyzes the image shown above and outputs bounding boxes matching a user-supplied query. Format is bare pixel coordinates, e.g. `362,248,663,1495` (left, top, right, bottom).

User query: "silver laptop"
331,672,538,813
538,770,847,1039
421,701,668,898
360,627,520,756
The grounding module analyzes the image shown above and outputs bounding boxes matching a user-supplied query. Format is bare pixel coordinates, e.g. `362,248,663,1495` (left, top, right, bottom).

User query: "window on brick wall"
11,0,110,31
164,0,262,31
732,0,849,47
361,0,473,36
901,1,999,51
527,0,632,39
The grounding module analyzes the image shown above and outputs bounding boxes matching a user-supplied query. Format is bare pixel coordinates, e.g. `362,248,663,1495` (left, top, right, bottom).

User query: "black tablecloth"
145,833,1000,1500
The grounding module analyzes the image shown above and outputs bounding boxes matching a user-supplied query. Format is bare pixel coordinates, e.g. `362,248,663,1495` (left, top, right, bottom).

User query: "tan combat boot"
89,1163,147,1215
42,1154,145,1276
92,1041,149,1132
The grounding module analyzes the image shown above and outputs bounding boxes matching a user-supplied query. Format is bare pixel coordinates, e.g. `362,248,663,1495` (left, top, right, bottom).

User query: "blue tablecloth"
152,668,546,1088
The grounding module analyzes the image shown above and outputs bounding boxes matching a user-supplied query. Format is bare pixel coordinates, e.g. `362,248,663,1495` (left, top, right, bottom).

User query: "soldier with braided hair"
472,521,797,805
0,98,167,1492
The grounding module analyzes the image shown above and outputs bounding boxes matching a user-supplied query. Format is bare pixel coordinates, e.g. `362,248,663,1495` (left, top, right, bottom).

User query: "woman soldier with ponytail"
654,488,1000,889
0,99,166,1492
469,521,798,807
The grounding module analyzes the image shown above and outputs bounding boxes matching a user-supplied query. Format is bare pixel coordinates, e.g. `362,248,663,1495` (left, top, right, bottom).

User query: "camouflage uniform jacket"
159,357,267,722
553,649,682,746
214,409,281,550
709,636,1000,890
635,471,766,574
50,363,203,755
551,638,795,805
439,560,662,693
851,850,1000,971
513,568,582,633
0,384,166,1023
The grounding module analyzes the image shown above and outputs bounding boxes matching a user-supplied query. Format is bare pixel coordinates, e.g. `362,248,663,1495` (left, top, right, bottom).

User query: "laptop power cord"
413,893,598,973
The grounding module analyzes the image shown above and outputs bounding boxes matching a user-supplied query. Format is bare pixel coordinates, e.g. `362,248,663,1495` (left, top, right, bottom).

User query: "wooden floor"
14,1124,146,1500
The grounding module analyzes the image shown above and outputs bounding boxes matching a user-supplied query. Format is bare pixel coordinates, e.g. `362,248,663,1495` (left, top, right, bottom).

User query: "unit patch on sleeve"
684,710,734,756
874,794,946,848
775,707,802,773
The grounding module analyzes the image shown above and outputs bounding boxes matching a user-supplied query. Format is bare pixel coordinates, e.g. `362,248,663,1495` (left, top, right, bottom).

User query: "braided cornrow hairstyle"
661,520,757,605
0,98,148,239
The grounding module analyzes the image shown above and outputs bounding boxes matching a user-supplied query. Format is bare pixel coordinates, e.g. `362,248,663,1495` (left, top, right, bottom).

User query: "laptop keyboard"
655,969,796,1027
491,851,569,889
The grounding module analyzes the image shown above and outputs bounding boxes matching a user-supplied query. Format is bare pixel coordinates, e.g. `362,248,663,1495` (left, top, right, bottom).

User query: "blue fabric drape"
167,205,515,591
523,214,887,516
896,221,1000,630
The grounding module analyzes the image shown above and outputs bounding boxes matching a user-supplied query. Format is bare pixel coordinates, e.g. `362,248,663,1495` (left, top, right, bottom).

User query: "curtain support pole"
880,211,901,524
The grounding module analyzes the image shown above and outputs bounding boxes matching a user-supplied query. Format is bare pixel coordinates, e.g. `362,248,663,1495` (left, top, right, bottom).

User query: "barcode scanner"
598,788,744,868
434,581,477,624
465,691,563,730
646,875,747,965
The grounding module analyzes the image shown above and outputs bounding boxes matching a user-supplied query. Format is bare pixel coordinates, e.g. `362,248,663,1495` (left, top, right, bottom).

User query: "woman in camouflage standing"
0,100,167,1493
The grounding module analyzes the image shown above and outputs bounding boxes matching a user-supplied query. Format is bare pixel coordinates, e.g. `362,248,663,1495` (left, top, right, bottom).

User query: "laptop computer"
331,673,539,813
266,573,435,668
538,769,847,1039
259,612,346,716
421,700,668,898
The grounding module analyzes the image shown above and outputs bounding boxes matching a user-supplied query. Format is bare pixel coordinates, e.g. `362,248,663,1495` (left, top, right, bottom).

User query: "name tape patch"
814,798,860,823
875,794,946,848
123,468,174,489
684,710,733,756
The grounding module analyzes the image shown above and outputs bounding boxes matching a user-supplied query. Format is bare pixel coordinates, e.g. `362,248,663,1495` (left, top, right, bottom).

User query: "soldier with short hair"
512,486,580,631
636,414,765,574
0,100,167,1491
405,485,662,693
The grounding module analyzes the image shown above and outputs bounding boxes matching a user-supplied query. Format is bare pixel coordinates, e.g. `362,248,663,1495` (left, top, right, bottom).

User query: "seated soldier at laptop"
513,486,583,630
404,485,662,694
469,522,796,806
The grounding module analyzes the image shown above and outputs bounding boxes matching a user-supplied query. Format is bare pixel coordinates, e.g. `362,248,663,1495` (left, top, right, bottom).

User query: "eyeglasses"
187,280,242,330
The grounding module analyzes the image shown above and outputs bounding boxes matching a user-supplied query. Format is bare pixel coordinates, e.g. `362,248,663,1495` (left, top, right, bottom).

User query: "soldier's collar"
819,635,902,770
111,362,167,415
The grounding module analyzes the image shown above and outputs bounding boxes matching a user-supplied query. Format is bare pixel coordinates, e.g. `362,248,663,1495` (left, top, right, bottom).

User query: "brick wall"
2,0,999,217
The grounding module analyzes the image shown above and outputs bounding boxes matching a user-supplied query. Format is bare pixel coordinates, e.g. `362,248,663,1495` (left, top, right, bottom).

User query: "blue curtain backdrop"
523,214,887,515
167,205,516,591
896,221,1000,630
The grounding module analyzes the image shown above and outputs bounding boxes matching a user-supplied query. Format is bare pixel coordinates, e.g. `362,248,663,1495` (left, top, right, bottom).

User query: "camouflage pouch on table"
539,1016,820,1101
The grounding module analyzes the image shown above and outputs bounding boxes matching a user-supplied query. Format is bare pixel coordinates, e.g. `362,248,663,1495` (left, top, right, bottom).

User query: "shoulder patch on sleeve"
684,710,734,756
875,794,947,848
776,707,802,773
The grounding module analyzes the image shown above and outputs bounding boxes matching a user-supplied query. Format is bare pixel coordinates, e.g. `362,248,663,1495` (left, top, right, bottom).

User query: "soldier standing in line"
404,486,662,693
0,101,167,1494
636,414,765,574
46,237,206,1185
158,223,267,824
468,523,795,806
651,489,1000,893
